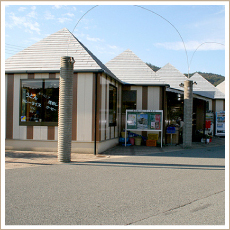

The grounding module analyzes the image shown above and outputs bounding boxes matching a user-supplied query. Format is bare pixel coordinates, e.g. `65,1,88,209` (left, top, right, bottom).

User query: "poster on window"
127,114,136,129
137,114,148,129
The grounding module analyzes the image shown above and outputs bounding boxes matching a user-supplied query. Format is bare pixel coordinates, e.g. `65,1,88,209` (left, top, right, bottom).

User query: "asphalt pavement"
5,139,226,226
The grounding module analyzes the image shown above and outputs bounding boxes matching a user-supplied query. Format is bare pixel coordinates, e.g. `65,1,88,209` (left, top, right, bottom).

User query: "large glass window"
109,84,117,126
122,90,137,113
20,79,59,125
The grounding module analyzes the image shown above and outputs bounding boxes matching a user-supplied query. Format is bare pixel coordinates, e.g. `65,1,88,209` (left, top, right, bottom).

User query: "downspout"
94,73,98,155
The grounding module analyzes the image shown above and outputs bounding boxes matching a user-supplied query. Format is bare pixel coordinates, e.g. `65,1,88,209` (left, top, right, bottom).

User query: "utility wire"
67,5,98,56
134,5,189,77
189,42,225,72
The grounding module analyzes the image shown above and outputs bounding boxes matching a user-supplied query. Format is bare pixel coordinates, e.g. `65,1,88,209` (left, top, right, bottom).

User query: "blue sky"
3,2,227,76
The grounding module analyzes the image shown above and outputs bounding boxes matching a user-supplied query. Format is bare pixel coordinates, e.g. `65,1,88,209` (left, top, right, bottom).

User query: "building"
5,28,123,154
5,28,225,153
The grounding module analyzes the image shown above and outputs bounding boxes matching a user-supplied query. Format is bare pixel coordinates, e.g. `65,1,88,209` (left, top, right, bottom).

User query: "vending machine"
215,111,225,136
206,112,214,136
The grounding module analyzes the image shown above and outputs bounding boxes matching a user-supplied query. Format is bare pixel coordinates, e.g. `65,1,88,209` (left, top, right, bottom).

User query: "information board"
125,110,163,147
215,111,225,136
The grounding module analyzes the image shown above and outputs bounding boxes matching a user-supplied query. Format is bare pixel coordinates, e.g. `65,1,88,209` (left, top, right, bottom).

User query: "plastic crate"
146,140,157,147
148,134,158,140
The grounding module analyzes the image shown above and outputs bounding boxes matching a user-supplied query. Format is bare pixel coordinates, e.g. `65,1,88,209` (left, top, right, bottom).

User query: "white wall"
77,73,93,142
12,74,28,140
148,86,160,110
131,86,142,110
100,76,106,141
215,100,224,112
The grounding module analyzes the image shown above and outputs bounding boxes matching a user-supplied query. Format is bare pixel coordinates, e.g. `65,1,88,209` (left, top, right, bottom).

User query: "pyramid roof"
5,28,119,81
156,63,188,90
105,49,167,85
216,80,225,94
190,73,225,99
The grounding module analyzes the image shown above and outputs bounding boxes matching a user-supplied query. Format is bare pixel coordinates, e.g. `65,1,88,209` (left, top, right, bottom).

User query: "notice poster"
137,114,148,129
216,112,225,136
127,114,136,127
21,116,26,122
150,113,161,130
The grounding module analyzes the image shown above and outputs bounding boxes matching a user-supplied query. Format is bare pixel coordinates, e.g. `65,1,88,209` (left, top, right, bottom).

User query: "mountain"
185,72,225,86
146,63,225,86
146,63,160,72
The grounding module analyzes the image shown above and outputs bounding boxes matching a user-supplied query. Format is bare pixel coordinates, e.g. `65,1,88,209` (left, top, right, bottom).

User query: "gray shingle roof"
105,49,167,85
5,28,120,81
190,73,225,99
156,63,188,90
216,80,225,94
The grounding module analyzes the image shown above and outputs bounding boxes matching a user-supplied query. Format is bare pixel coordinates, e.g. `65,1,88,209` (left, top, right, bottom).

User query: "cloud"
58,17,72,23
7,12,40,34
18,7,26,12
53,5,62,9
31,6,36,10
44,11,55,20
154,41,225,51
24,21,40,34
86,36,104,42
107,45,119,50
64,13,74,17
27,10,37,18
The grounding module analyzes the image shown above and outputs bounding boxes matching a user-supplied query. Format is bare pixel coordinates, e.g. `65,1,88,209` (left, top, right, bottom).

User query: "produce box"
146,140,157,146
148,134,158,140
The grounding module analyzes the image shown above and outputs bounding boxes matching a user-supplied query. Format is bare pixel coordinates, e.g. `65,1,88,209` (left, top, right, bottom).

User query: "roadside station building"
5,28,225,153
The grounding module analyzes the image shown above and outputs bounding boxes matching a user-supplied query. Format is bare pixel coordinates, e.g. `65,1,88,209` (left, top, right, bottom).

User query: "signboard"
215,111,225,136
125,110,163,147
126,110,162,131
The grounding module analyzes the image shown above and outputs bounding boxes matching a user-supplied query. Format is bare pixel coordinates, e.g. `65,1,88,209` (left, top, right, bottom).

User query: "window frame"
109,84,117,127
122,90,137,113
19,79,59,126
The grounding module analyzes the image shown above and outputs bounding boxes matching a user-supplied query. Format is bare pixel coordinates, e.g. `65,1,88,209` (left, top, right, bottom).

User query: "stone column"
58,56,75,162
183,80,193,148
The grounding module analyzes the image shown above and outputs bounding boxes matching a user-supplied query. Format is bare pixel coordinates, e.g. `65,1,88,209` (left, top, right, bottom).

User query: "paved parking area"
5,144,225,225
5,136,225,169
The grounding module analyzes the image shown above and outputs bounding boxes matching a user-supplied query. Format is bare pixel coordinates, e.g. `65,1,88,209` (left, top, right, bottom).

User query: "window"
109,84,117,126
20,79,59,126
122,90,137,113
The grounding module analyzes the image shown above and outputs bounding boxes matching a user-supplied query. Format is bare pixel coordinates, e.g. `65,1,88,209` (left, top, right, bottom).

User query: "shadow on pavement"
70,160,224,171
100,145,225,159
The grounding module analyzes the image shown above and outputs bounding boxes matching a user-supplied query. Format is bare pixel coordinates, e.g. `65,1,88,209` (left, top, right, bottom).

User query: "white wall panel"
34,73,42,79
216,100,224,112
77,73,93,141
20,74,27,79
148,86,160,110
207,99,212,111
33,126,41,140
5,75,8,138
110,126,114,139
13,75,20,139
115,82,119,138
131,86,142,110
41,127,48,140
34,73,49,79
100,76,106,141
19,126,27,140
55,127,58,140
106,78,110,140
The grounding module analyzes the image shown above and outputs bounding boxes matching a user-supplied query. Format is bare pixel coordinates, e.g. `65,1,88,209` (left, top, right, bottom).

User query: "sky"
3,1,228,76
